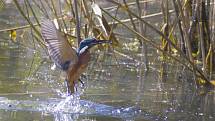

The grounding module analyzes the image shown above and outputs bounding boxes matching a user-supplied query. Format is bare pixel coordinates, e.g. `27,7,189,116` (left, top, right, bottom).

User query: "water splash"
53,94,83,113
0,96,164,120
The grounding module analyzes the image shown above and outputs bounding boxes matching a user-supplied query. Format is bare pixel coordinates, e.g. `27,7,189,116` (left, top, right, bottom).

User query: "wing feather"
41,19,78,71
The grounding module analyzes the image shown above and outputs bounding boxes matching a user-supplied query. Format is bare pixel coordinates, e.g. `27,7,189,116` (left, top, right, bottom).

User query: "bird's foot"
73,79,85,92
65,79,73,95
78,78,85,87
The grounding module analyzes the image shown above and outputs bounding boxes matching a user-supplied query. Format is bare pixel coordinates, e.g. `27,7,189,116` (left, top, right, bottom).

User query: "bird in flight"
41,19,111,94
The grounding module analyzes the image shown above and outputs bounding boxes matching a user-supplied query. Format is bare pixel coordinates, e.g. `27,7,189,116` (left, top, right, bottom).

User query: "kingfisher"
41,19,111,94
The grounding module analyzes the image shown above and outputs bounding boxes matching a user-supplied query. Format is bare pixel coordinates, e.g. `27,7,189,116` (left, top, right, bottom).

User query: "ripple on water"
0,95,147,120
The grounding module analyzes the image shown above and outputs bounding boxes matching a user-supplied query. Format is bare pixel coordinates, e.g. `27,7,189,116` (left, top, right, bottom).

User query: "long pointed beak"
91,40,112,45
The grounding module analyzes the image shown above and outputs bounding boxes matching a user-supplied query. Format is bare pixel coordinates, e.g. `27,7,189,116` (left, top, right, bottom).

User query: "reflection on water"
0,1,215,121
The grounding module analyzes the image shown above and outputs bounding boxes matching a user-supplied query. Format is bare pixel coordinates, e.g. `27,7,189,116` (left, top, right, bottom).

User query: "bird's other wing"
41,19,78,71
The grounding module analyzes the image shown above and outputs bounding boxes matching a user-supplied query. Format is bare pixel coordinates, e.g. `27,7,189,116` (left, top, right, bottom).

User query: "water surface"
0,1,214,121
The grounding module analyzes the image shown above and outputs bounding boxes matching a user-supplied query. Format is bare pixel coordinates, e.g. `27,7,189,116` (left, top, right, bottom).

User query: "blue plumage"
78,38,97,54
41,19,111,94
61,60,71,71
77,38,111,55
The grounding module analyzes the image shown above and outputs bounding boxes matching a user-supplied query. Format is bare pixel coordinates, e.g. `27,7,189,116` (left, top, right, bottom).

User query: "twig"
102,6,210,83
74,0,81,44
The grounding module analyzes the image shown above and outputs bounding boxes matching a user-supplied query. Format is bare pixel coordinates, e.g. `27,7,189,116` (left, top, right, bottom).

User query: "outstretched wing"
41,19,78,71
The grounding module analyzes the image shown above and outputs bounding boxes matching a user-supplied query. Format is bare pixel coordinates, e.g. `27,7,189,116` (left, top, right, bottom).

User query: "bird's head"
78,38,111,55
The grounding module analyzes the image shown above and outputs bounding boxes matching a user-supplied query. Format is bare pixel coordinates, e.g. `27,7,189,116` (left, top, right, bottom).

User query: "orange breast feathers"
66,51,91,92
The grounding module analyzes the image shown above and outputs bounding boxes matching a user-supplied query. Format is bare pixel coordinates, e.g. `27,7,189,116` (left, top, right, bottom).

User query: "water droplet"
198,113,204,116
116,109,120,113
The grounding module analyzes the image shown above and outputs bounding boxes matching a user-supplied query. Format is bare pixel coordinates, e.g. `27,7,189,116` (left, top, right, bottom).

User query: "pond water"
0,1,215,121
